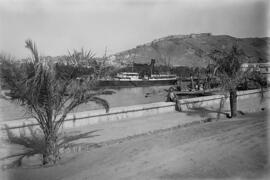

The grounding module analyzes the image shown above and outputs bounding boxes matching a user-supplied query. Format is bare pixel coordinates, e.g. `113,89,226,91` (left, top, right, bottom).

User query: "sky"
0,0,269,58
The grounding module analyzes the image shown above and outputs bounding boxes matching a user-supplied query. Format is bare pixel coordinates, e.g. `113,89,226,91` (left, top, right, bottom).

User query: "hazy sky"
0,0,269,58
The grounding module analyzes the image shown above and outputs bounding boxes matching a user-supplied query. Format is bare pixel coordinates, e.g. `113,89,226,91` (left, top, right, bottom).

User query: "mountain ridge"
108,33,269,67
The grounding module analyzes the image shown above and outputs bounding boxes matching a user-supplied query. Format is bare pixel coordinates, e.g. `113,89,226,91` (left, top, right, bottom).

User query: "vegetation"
0,40,113,166
209,44,264,117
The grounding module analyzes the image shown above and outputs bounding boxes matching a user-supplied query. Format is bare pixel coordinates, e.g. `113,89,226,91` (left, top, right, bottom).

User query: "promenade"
59,88,270,152
1,89,268,161
2,110,269,180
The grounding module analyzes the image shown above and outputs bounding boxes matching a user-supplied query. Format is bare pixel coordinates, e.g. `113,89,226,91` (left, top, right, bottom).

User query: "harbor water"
0,85,172,121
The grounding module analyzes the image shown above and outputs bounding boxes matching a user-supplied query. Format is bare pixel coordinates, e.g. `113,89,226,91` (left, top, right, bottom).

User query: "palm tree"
209,44,251,117
0,40,113,165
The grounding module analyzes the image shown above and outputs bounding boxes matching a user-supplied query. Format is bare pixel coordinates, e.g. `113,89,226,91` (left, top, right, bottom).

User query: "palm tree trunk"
229,89,237,117
217,96,226,119
43,131,59,165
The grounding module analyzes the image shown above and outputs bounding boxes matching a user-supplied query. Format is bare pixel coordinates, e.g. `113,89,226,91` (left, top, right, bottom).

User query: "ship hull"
97,79,177,88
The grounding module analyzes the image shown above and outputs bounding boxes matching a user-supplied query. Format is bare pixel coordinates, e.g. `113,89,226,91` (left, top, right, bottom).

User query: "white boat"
98,72,177,88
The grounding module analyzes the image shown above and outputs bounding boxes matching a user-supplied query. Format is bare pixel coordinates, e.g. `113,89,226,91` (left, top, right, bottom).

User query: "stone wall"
1,102,176,132
1,88,268,133
177,89,269,114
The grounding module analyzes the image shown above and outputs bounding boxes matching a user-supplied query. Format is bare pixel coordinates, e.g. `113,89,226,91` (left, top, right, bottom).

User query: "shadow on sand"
1,128,103,169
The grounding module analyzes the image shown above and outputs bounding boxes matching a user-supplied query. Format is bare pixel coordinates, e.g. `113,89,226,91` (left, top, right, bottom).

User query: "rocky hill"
108,33,269,67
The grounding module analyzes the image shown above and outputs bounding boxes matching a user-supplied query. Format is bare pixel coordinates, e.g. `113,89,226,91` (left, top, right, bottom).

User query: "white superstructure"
115,72,140,81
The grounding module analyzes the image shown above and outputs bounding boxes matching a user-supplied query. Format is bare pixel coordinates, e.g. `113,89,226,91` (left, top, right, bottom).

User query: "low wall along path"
1,88,269,133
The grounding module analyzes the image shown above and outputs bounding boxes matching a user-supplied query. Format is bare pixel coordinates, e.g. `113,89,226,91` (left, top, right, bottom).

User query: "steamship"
98,72,177,88
97,59,177,88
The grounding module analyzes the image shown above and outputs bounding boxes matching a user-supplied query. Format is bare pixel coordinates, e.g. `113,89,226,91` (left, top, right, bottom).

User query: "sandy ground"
2,111,269,180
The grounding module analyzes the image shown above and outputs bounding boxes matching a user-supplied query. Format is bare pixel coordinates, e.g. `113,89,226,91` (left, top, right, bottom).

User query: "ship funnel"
150,59,155,75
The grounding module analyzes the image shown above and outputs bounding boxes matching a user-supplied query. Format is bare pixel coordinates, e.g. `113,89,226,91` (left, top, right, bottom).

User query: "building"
241,62,270,83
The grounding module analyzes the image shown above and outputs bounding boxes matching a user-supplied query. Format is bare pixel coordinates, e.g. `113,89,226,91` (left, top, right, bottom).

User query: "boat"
98,72,177,88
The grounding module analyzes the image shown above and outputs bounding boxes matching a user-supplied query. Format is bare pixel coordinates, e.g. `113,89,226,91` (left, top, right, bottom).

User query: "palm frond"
25,39,39,64
89,96,110,112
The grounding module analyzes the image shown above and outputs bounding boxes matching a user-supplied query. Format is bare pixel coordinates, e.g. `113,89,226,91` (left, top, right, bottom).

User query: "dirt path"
4,111,269,180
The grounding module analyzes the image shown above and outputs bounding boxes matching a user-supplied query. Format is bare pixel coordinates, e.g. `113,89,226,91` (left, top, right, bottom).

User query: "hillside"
108,33,269,67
